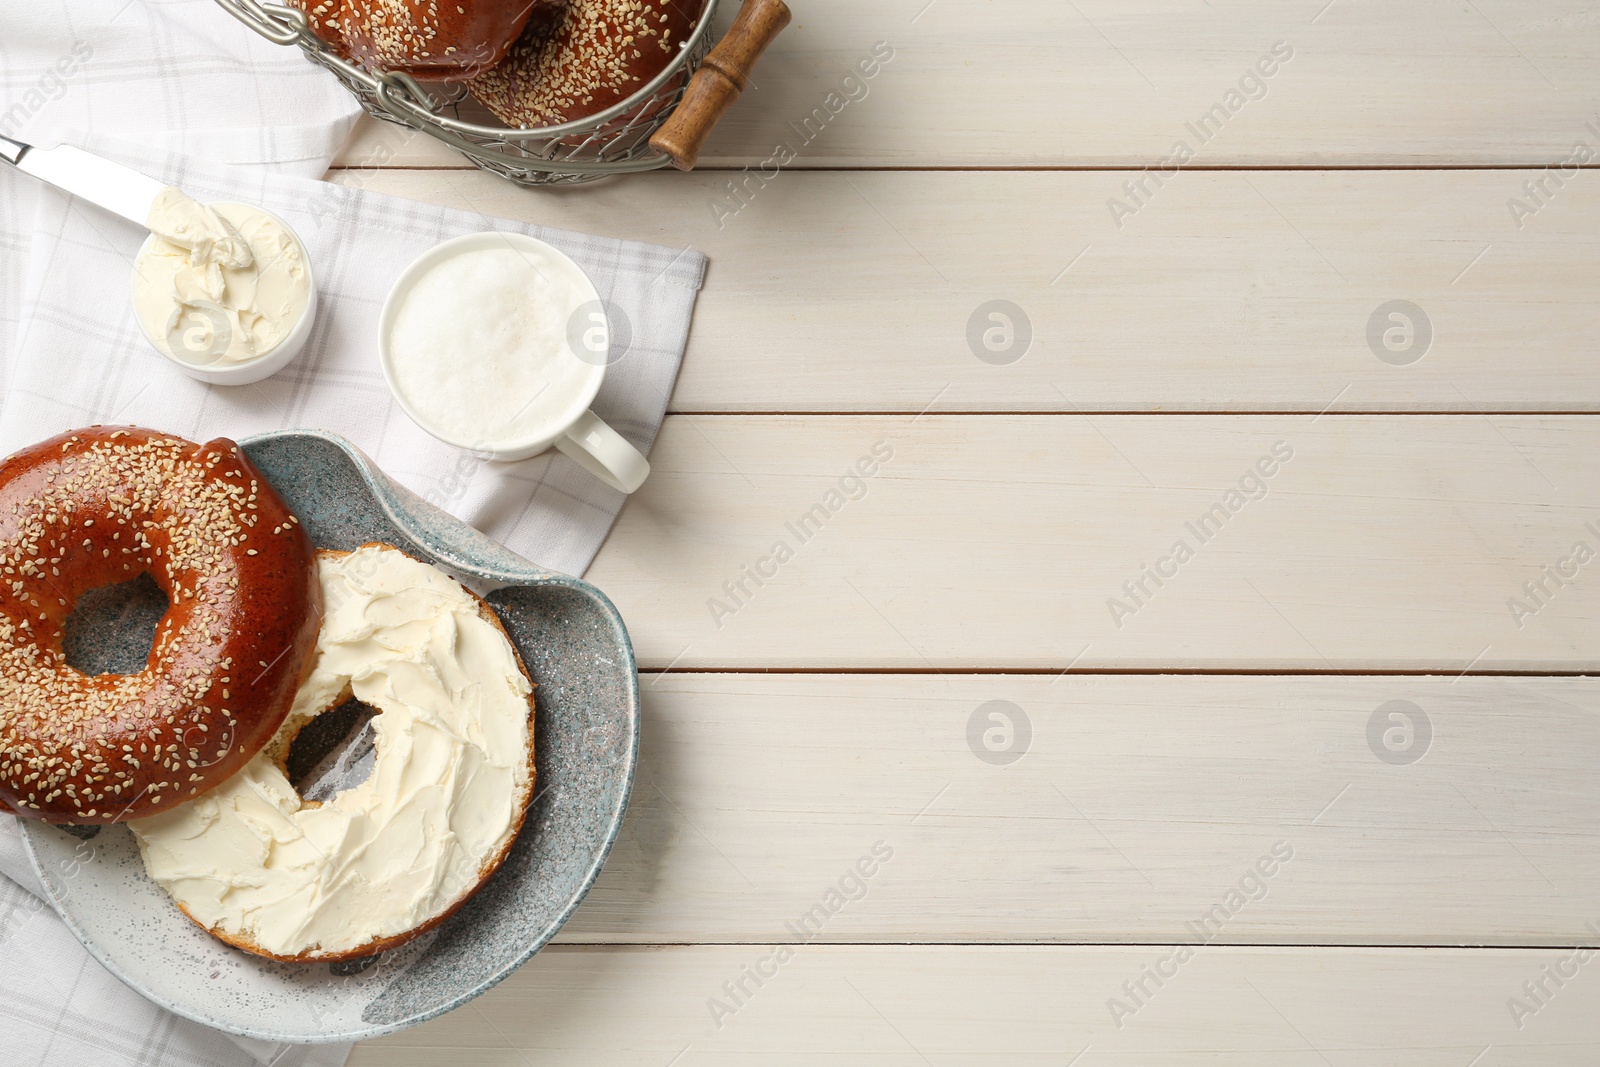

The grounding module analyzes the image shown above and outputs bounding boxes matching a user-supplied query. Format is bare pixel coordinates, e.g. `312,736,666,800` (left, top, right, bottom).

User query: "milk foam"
386,244,599,447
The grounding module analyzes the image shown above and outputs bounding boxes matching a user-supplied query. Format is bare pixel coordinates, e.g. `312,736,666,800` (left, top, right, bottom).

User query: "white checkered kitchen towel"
0,3,706,1065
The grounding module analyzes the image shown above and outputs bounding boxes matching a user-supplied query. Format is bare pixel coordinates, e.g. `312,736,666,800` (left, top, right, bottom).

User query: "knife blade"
0,135,166,229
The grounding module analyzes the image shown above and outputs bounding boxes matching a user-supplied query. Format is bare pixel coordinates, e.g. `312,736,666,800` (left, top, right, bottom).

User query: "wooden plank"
334,169,1600,413
332,0,1600,169
554,675,1600,946
349,945,1600,1065
587,414,1599,671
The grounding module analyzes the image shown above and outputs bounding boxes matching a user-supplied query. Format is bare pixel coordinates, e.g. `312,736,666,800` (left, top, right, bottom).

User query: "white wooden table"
341,2,1600,1062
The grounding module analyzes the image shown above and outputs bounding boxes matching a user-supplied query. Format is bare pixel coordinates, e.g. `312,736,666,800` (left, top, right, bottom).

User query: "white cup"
378,232,650,495
131,203,316,387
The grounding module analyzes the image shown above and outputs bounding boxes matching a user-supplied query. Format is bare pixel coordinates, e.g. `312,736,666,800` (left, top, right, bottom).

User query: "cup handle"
555,410,651,494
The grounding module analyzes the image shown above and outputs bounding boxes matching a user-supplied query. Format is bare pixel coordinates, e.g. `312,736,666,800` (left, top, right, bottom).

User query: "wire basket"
213,0,789,185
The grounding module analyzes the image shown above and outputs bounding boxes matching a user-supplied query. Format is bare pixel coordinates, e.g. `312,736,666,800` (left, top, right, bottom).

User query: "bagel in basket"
468,0,698,129
131,544,537,962
292,0,555,80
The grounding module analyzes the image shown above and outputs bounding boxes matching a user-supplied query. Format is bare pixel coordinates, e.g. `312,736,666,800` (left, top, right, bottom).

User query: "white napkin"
0,2,706,1064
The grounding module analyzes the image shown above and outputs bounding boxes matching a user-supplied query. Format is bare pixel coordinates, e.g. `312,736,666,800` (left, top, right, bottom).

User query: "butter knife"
0,134,165,228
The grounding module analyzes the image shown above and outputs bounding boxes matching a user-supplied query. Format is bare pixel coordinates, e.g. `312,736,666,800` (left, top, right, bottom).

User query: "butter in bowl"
132,188,316,386
0,138,318,386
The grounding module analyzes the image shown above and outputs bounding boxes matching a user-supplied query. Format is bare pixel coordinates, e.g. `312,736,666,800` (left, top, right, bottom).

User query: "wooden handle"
650,0,792,171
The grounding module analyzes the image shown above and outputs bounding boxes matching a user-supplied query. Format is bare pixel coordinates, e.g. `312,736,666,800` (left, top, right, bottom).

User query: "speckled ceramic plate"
19,430,640,1044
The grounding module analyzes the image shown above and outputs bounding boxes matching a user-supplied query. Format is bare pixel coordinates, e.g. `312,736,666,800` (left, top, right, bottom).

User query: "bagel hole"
62,572,169,677
289,698,379,802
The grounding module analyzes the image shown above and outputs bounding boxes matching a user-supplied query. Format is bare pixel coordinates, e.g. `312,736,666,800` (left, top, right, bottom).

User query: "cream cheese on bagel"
130,544,535,960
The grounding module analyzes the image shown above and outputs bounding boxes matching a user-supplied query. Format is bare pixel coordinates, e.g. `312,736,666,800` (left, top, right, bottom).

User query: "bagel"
468,0,698,129
291,0,552,80
131,544,537,961
0,427,319,824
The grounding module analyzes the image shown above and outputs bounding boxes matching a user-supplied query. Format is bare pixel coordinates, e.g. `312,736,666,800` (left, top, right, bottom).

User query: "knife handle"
0,135,28,167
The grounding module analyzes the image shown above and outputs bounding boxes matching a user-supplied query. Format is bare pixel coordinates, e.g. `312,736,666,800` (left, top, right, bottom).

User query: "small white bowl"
132,203,316,387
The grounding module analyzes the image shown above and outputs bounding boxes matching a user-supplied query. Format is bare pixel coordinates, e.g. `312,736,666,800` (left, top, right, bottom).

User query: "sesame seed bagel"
291,0,551,80
468,0,698,129
0,427,320,824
